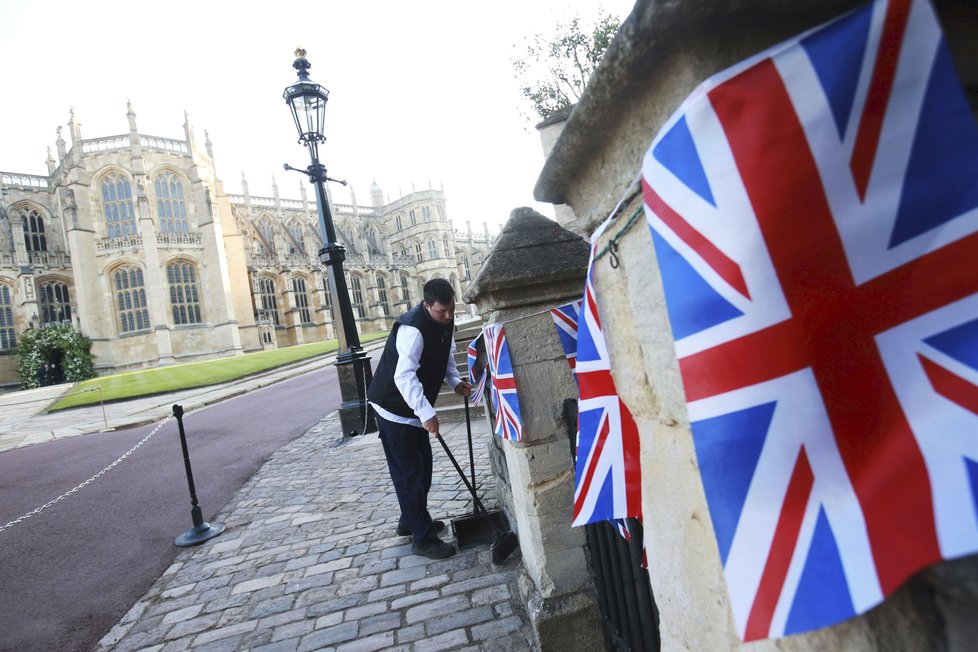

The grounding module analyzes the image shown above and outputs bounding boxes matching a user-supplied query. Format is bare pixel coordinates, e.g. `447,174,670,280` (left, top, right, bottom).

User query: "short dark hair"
423,278,455,305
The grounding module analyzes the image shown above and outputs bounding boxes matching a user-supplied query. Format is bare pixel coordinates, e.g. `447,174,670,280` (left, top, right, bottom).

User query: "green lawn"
49,331,389,412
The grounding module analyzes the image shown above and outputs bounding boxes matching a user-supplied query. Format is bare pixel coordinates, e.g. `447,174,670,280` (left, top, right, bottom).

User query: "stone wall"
465,208,603,651
534,0,978,650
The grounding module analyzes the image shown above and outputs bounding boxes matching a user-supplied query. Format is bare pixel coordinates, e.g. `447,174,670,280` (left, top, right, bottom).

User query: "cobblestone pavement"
96,412,534,652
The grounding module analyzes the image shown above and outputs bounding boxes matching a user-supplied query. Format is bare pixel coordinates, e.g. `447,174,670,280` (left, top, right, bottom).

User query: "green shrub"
17,324,95,389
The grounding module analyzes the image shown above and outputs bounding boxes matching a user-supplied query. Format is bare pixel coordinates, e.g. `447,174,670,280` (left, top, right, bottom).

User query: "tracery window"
427,240,438,260
410,210,417,226
377,276,390,316
401,274,411,304
287,221,306,255
114,265,150,333
395,214,403,231
422,206,431,222
351,275,366,319
0,285,14,350
21,207,47,252
155,171,188,233
258,276,280,325
443,237,451,258
415,242,423,263
437,205,445,221
462,255,471,280
258,218,276,253
167,261,202,325
101,172,137,239
293,277,312,324
38,281,72,325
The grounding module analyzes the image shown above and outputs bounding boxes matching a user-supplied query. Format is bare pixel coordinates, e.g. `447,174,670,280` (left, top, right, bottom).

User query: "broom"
435,433,520,564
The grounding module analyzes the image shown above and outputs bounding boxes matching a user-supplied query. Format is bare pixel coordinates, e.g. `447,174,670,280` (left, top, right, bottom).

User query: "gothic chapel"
0,106,493,387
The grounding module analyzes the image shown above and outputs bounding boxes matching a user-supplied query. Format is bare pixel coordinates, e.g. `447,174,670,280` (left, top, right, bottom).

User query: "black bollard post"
172,404,225,547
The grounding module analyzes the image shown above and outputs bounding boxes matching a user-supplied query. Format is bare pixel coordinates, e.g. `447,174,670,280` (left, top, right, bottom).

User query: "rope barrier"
0,414,173,534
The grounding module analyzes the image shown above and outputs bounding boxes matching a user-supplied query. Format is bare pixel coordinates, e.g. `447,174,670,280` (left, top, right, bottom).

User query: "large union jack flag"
551,299,583,381
573,232,643,527
467,333,489,407
484,324,523,442
642,0,978,640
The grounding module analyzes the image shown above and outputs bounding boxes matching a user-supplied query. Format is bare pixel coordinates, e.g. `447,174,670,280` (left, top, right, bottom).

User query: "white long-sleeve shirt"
370,324,462,428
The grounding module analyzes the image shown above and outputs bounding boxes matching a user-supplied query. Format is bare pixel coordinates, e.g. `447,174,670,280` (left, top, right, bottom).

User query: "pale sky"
0,0,634,231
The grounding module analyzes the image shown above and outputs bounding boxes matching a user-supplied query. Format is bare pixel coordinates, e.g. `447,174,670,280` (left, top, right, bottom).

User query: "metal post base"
175,521,226,547
335,350,377,436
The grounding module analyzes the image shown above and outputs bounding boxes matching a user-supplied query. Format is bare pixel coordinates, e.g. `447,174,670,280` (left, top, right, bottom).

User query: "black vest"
367,303,454,419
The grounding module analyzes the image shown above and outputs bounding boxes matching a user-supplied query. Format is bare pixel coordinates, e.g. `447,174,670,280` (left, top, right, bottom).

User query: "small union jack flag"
551,299,583,382
615,518,649,569
467,333,489,407
573,231,643,527
485,323,523,442
642,0,978,640
551,297,647,554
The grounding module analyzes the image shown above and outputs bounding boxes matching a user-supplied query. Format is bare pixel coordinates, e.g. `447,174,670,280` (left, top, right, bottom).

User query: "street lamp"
283,48,376,436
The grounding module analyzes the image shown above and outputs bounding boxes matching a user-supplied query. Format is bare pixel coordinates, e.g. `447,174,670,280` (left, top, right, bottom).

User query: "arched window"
462,255,471,280
287,221,306,255
443,237,451,258
415,242,423,263
167,261,202,325
400,274,411,305
438,205,446,221
114,265,150,333
38,281,72,325
351,276,366,319
0,285,14,350
101,172,137,239
258,276,280,325
410,210,417,226
395,214,403,231
258,218,276,253
21,207,47,252
422,206,431,222
155,171,188,233
293,276,312,324
253,237,269,257
377,276,390,316
427,240,438,260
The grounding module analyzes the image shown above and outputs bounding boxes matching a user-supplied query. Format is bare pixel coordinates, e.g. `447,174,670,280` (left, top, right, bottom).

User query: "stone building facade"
0,106,494,387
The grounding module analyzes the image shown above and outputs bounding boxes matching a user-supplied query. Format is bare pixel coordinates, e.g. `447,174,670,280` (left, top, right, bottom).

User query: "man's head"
423,278,456,325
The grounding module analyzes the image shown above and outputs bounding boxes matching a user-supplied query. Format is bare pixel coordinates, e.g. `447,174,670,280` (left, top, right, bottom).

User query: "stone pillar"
535,109,580,236
464,207,602,651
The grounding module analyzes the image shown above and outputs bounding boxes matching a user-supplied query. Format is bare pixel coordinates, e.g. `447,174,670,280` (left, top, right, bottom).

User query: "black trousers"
377,415,436,545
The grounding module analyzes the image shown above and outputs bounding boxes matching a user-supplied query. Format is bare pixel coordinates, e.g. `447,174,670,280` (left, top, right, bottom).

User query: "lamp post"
283,48,376,436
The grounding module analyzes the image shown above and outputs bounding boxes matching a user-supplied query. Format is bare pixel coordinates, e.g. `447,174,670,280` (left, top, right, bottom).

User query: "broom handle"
464,397,477,511
435,434,501,534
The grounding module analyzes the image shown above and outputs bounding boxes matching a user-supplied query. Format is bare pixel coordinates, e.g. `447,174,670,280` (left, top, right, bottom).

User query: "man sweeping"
367,278,471,559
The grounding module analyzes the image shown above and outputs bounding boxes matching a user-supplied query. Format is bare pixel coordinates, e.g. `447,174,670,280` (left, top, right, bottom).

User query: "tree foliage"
513,11,622,122
17,324,95,389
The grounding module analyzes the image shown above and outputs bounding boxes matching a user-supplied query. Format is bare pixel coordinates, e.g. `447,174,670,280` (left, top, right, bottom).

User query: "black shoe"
397,520,445,537
411,536,456,560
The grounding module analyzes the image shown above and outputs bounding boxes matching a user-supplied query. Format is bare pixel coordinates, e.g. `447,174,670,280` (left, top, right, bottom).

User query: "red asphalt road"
0,353,380,652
